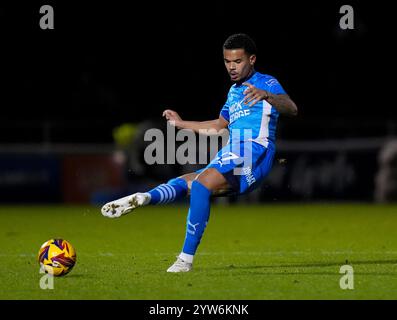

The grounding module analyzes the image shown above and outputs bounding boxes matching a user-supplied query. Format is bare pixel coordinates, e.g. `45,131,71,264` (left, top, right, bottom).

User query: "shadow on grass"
211,259,397,275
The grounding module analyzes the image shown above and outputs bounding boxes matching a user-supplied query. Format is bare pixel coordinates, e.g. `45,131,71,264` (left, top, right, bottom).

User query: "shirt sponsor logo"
229,99,250,124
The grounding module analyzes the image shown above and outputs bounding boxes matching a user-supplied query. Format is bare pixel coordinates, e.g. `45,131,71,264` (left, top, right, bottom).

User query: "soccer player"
101,33,298,272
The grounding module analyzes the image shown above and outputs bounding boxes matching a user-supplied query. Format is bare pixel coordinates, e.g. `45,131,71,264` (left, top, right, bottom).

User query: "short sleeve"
220,100,230,122
265,77,287,95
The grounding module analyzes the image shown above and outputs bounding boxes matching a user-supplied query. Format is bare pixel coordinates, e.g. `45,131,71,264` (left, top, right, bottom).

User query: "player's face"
223,49,256,82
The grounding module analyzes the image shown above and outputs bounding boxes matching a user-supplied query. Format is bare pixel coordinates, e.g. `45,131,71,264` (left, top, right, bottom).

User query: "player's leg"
167,168,230,272
182,172,233,197
167,141,275,272
101,174,194,218
101,170,233,218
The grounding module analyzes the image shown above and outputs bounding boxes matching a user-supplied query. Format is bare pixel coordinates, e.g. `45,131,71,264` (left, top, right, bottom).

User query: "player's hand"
242,83,270,107
162,109,183,128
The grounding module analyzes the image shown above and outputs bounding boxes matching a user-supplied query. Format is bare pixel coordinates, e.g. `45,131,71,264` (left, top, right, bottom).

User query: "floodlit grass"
1,203,397,299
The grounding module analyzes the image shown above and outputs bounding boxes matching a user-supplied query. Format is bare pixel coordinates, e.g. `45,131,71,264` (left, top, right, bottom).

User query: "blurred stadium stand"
375,141,397,202
0,117,395,204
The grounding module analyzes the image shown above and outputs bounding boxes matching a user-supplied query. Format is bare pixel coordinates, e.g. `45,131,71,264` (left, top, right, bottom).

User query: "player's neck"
236,69,256,85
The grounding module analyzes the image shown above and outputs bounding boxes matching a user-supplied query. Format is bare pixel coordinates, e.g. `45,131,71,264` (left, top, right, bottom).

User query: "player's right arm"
162,109,228,134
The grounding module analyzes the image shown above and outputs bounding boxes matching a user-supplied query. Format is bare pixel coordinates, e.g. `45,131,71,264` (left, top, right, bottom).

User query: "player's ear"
249,54,256,65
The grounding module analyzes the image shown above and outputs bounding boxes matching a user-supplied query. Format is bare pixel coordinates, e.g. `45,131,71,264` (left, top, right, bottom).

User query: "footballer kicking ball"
38,239,77,276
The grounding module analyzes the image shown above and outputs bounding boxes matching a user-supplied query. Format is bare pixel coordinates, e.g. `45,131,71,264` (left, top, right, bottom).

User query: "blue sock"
182,180,212,256
147,177,188,204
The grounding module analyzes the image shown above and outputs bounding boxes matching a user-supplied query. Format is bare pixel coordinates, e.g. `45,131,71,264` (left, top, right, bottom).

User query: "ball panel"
37,239,77,277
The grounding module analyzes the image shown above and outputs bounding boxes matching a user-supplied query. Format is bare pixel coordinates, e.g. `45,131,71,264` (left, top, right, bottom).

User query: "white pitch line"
1,251,397,257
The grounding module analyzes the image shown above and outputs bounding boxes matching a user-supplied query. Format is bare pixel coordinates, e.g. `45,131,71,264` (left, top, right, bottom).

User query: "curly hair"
223,33,257,55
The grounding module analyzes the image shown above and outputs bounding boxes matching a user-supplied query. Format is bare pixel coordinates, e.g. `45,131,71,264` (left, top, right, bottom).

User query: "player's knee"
195,169,219,191
177,173,198,185
195,172,209,188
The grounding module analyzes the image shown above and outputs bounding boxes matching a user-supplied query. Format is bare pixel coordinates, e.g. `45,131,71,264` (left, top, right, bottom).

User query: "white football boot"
101,192,151,218
166,256,193,273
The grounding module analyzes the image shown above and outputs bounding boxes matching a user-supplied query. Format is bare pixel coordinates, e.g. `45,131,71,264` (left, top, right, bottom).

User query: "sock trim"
179,252,194,264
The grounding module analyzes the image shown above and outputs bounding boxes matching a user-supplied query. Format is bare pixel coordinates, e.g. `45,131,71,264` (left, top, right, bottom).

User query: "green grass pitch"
1,203,397,299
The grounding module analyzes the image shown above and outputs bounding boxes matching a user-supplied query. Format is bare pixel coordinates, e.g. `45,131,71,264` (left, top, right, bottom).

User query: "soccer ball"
38,239,77,276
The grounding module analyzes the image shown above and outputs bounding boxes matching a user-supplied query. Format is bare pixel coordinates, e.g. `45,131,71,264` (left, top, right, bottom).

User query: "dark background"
0,1,394,144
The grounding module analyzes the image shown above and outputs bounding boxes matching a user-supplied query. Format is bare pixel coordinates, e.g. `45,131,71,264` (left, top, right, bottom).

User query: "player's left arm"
242,82,298,117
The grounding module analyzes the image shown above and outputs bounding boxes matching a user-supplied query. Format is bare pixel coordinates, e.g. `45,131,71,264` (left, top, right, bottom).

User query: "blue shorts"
196,141,275,195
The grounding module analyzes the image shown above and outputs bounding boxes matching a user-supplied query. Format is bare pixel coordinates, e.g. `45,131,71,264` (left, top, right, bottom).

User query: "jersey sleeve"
265,77,287,95
219,97,230,122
